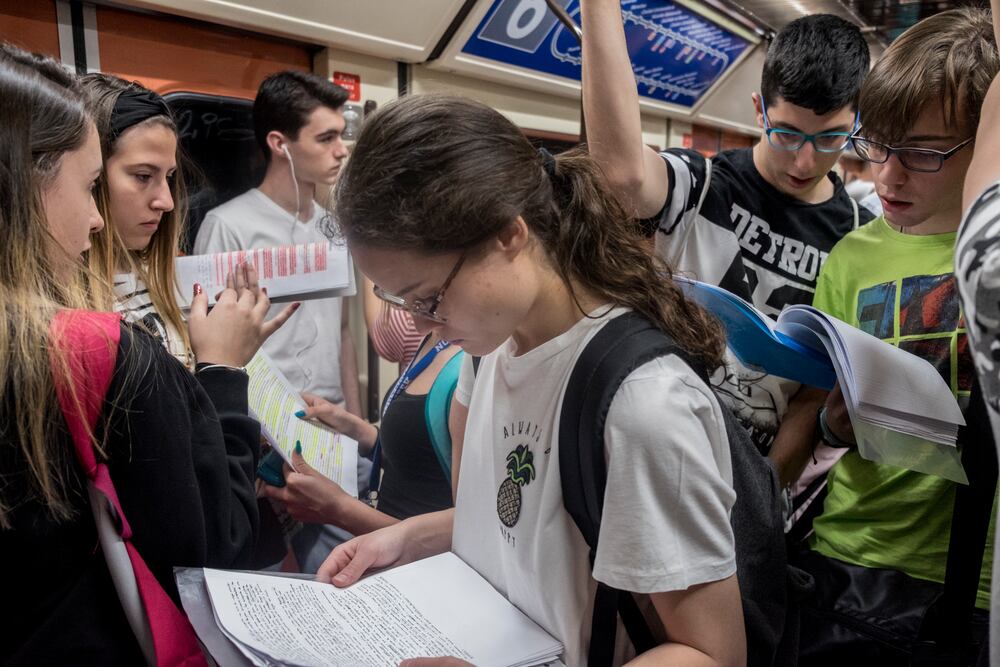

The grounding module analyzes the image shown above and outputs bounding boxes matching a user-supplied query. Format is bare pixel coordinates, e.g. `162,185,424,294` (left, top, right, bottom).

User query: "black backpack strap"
918,376,997,659
560,312,691,666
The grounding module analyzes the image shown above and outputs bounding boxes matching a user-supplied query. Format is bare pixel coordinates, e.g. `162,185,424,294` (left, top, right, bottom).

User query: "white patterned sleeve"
957,181,1000,414
648,148,711,237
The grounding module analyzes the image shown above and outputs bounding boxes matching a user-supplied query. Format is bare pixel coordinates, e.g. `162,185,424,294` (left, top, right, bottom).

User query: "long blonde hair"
0,44,99,527
80,74,191,359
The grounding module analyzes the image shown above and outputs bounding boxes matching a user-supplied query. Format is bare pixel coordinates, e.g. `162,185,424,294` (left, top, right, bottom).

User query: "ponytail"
539,148,725,371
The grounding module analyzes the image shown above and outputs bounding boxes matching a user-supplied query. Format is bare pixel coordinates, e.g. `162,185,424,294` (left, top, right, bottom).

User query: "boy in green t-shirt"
793,7,1000,662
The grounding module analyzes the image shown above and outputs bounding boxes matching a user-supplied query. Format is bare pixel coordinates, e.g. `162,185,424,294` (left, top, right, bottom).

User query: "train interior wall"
1,0,762,418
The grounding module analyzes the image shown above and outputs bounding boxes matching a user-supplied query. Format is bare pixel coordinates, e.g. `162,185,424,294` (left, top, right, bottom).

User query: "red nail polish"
193,283,203,296
292,302,302,311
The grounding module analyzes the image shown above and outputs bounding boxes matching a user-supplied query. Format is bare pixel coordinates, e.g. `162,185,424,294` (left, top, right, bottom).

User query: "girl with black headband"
314,94,745,667
81,74,192,364
80,74,307,571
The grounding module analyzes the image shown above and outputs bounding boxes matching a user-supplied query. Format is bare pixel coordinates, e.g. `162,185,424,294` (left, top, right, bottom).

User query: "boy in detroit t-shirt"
580,2,872,481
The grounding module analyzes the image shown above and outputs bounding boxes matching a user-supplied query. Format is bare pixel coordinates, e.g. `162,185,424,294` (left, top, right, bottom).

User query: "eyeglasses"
372,253,466,324
850,132,974,173
761,97,858,153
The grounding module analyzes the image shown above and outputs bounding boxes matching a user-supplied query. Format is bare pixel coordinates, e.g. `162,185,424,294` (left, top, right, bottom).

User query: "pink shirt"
370,306,422,373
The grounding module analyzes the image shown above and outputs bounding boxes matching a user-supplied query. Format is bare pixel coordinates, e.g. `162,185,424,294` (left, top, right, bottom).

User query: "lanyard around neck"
381,335,450,419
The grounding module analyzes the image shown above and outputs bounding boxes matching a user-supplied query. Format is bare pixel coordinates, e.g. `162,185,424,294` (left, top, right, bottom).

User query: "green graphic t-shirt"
810,216,993,609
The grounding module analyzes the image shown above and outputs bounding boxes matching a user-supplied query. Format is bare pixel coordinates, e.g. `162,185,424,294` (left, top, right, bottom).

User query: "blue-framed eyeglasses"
761,96,858,153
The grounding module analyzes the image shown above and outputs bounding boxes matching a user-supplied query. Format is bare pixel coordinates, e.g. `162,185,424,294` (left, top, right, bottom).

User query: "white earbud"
281,144,301,225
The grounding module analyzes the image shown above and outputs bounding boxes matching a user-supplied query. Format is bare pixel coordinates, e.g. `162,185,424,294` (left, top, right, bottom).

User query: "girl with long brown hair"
80,73,192,364
316,94,745,667
0,44,293,663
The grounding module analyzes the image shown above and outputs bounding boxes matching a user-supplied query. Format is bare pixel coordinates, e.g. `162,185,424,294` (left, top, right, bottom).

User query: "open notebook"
177,553,564,667
677,276,967,482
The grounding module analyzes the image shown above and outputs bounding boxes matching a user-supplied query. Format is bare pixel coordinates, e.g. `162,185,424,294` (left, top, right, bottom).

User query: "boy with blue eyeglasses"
582,3,872,474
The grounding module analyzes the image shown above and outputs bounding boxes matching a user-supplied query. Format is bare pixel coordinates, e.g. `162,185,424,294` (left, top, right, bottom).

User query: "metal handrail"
543,0,586,142
544,0,582,43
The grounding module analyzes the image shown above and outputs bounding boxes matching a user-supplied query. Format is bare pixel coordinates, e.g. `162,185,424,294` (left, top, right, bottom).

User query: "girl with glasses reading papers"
314,94,745,667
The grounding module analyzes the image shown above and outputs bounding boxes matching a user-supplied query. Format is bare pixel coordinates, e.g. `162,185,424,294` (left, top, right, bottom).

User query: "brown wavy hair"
331,94,724,370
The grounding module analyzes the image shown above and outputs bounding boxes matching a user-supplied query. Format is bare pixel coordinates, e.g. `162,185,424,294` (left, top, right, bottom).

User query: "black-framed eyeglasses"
761,96,858,153
851,132,974,173
372,252,466,324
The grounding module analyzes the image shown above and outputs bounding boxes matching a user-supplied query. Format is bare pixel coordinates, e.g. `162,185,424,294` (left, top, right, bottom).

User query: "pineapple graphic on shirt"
497,444,535,527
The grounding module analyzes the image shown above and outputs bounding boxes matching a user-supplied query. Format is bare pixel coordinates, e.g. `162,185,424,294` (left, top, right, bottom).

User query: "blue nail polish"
295,440,302,455
294,410,306,419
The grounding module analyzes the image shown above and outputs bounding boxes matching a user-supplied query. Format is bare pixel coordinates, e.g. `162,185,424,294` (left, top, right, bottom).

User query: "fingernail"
294,440,302,455
262,286,268,295
292,302,302,311
294,410,306,419
193,282,203,296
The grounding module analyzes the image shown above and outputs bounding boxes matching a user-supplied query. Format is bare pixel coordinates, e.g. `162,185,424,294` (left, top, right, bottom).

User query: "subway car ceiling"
0,0,984,412
2,0,981,137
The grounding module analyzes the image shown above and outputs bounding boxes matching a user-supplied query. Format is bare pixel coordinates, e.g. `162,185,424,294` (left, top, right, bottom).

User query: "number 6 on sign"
477,0,572,53
507,0,547,39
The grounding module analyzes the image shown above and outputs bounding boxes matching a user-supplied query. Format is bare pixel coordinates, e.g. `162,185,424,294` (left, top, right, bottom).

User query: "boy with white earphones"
195,71,363,571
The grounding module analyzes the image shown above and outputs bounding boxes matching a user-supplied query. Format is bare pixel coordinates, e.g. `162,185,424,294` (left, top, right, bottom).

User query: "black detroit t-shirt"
647,147,875,450
651,146,874,314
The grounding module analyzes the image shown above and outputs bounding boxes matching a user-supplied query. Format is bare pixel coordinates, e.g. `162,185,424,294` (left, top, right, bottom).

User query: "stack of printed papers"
178,553,564,667
678,277,967,482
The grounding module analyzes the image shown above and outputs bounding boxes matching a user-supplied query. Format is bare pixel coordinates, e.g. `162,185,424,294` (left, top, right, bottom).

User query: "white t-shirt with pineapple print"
453,306,736,667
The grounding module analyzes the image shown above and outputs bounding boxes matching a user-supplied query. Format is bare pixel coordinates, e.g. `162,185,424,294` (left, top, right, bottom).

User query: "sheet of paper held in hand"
246,352,359,497
202,552,563,667
175,241,354,308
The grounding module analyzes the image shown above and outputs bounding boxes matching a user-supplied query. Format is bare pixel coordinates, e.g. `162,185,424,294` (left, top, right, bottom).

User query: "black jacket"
1,324,261,665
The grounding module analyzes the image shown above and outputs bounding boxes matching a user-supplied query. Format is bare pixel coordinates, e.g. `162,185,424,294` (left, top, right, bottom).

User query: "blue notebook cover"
677,278,837,390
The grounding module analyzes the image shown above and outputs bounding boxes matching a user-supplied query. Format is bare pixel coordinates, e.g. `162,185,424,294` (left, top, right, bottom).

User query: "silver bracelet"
817,406,855,449
195,363,248,376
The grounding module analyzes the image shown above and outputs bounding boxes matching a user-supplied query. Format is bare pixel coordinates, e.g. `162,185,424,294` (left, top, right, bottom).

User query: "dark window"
164,92,264,253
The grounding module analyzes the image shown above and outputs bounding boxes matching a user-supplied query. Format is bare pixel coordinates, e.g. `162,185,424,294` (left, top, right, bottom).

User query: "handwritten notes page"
202,552,563,667
175,241,354,308
246,353,359,497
